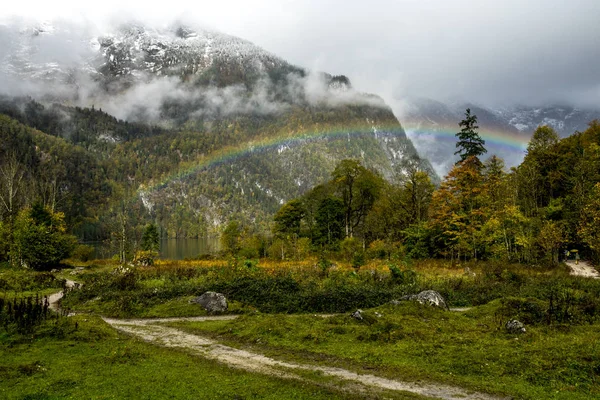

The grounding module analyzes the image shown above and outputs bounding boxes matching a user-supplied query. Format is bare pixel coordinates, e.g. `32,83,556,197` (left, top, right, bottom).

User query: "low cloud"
0,18,389,124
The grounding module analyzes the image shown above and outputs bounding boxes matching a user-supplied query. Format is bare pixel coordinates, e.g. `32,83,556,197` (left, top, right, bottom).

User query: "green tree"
537,220,564,264
400,168,435,225
13,203,77,270
332,159,383,238
579,183,600,260
455,108,486,163
273,199,306,260
314,197,345,248
141,223,160,251
273,199,305,239
527,125,560,155
221,220,242,255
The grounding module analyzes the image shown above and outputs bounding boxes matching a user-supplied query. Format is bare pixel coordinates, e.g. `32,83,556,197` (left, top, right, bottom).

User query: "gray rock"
394,290,449,310
350,309,364,321
190,291,228,313
505,319,526,334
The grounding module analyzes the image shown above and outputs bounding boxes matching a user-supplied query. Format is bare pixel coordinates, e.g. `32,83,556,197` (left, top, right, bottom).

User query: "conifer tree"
455,108,487,164
141,223,160,252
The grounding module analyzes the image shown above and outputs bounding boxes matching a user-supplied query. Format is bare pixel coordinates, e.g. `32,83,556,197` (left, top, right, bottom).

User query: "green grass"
0,265,65,309
167,301,600,400
0,315,385,400
6,259,600,398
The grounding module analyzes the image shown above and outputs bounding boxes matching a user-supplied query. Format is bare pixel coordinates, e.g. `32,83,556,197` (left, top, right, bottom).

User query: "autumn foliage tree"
428,156,486,260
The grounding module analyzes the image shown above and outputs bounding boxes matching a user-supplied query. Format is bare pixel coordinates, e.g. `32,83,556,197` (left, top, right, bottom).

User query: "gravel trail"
566,260,600,279
104,315,507,400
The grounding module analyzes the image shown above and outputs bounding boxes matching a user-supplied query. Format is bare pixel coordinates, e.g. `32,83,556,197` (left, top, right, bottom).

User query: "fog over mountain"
2,0,600,175
0,17,437,235
4,1,598,106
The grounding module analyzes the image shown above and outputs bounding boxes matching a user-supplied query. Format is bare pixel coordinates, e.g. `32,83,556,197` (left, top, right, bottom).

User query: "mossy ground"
2,259,600,399
0,315,379,400
168,301,600,400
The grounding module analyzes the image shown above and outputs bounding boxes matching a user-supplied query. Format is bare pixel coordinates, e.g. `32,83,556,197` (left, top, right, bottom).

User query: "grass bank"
167,301,600,400
0,315,381,400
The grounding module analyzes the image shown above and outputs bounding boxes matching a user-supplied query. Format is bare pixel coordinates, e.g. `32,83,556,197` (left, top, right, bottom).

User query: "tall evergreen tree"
455,108,487,164
141,223,160,252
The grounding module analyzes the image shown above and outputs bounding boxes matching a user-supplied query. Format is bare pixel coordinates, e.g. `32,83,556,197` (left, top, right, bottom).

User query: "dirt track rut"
103,316,506,400
566,260,600,279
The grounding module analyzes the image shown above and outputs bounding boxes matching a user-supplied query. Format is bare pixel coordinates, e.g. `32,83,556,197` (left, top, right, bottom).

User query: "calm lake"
90,237,221,260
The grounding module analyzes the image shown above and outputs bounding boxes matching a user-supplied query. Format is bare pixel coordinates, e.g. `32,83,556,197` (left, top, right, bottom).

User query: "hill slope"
0,20,436,239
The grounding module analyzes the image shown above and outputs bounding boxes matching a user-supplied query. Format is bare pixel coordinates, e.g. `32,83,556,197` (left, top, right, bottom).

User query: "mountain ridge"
400,96,600,175
0,20,436,241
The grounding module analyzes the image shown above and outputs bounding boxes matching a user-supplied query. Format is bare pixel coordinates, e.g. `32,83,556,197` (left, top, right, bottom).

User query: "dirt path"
566,260,600,279
103,316,506,400
47,279,78,311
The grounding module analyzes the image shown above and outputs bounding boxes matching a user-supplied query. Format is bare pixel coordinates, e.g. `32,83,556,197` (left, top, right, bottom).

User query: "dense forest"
0,95,429,266
253,111,600,266
1,97,599,268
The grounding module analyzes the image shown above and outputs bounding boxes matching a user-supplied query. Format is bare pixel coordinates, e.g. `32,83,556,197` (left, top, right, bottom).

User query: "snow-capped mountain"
0,20,298,94
400,97,600,176
497,106,600,137
0,19,438,232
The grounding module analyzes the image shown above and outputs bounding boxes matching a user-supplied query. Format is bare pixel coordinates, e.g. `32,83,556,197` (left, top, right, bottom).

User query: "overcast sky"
3,0,600,110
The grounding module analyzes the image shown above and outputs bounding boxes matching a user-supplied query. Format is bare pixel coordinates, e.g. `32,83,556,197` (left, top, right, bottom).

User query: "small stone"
190,291,228,313
350,309,364,321
393,290,449,310
505,319,526,334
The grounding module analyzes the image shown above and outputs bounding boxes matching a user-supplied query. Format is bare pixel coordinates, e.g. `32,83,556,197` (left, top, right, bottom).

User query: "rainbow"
139,120,531,196
402,121,531,153
140,121,405,194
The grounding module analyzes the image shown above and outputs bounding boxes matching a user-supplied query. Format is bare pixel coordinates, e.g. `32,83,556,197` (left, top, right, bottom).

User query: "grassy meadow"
2,257,600,399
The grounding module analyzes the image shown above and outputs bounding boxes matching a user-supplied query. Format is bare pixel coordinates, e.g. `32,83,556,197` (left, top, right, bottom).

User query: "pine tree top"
455,108,487,164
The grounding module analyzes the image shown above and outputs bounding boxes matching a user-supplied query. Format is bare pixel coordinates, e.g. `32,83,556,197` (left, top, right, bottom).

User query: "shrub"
340,237,362,262
0,295,51,334
388,264,417,286
72,244,95,262
368,239,388,259
134,250,159,267
13,203,77,270
111,266,138,290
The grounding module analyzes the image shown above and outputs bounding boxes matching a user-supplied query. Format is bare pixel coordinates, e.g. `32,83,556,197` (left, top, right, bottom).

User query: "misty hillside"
401,97,600,175
0,20,435,240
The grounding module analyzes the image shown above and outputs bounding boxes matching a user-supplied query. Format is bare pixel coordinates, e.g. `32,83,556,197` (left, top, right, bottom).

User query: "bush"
111,266,138,290
388,263,417,286
72,244,95,262
340,237,362,262
368,239,388,259
496,297,547,325
134,250,159,267
13,204,77,270
0,295,51,334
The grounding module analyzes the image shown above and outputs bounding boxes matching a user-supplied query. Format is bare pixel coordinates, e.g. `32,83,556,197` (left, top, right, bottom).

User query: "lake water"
90,237,221,260
159,237,221,259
